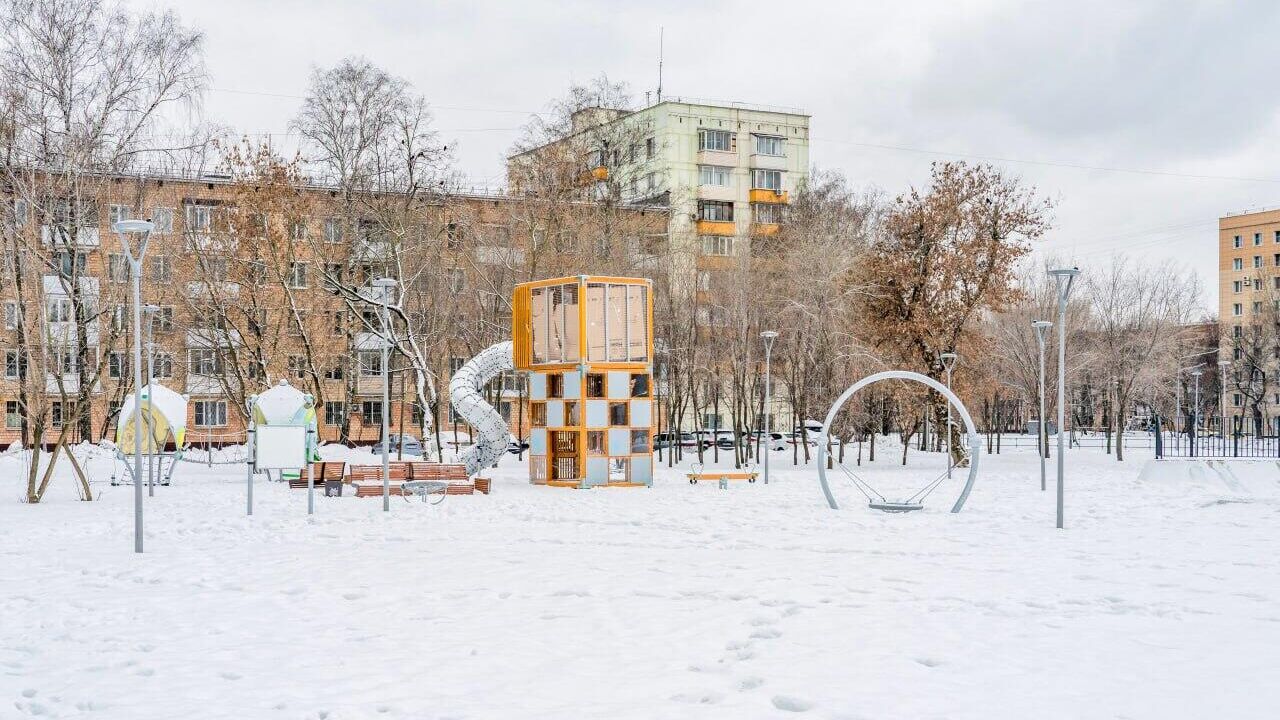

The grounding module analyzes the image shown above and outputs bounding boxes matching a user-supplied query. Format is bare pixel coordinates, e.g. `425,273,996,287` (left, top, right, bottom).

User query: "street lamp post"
373,277,398,513
760,331,778,485
1191,369,1203,456
939,352,958,478
113,219,154,553
1047,267,1080,530
1218,359,1230,436
142,304,160,496
1032,321,1053,492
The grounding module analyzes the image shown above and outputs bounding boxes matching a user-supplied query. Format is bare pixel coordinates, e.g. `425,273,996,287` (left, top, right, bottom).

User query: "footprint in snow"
219,672,242,681
915,657,943,668
670,690,724,705
771,695,813,712
737,676,764,691
749,627,782,640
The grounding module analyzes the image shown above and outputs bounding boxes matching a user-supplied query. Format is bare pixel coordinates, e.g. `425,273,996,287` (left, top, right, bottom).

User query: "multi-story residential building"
0,170,667,449
1217,209,1280,416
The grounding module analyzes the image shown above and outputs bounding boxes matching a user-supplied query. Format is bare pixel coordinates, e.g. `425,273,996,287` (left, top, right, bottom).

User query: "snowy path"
2,445,1278,719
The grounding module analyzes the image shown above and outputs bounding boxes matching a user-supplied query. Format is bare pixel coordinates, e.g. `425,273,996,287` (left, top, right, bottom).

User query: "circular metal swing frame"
817,370,981,513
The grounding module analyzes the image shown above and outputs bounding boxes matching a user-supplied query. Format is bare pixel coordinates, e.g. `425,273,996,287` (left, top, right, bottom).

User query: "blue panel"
607,371,629,399
563,371,581,399
530,373,546,400
585,400,608,427
631,455,653,485
631,399,652,427
586,457,609,485
608,428,630,456
546,400,564,427
530,429,547,454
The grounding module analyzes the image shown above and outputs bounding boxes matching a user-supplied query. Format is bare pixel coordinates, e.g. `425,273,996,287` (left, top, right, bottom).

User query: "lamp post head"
142,304,160,316
112,220,154,235
1047,267,1080,279
939,351,958,372
1218,359,1231,369
1191,370,1203,378
372,277,398,304
760,330,778,352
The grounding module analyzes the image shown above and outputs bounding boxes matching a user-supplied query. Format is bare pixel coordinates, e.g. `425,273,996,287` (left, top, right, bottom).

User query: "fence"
1154,414,1280,459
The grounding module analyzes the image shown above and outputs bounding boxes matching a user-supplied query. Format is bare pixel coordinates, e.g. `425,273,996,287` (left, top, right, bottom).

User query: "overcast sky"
126,0,1280,313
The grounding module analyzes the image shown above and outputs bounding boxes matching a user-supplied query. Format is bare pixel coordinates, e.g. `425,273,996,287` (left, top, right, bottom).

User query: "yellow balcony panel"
696,220,736,236
752,222,780,237
590,166,609,181
749,188,789,204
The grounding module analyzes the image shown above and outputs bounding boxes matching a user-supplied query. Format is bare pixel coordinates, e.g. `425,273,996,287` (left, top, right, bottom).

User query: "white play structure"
449,340,515,477
817,370,981,513
245,379,319,515
110,383,189,486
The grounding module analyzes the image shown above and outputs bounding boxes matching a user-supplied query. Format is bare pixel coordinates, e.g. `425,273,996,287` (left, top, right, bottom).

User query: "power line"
210,87,545,116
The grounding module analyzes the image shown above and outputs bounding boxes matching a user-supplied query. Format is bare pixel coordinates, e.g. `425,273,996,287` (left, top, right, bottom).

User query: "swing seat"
868,500,924,513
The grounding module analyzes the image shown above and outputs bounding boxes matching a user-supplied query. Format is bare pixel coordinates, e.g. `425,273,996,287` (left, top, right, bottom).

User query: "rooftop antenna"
656,26,664,104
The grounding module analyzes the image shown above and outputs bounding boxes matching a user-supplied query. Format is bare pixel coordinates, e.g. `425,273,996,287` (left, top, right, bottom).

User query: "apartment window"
290,219,308,240
1255,256,1263,269
609,401,628,426
1275,230,1280,243
1233,303,1243,316
697,270,711,291
108,204,132,227
1255,233,1263,246
754,134,785,156
150,255,171,282
288,355,307,379
328,310,345,336
50,349,76,374
1254,301,1263,314
47,297,73,323
699,129,732,152
5,400,19,428
630,374,650,398
1274,277,1280,290
1234,324,1243,338
751,169,783,191
185,202,213,233
358,350,382,376
754,203,784,224
50,401,65,429
1233,235,1242,248
447,267,465,293
1234,393,1243,408
323,217,344,244
107,253,129,283
547,373,563,398
324,401,345,426
188,348,222,376
645,137,656,159
288,310,308,336
53,251,87,277
5,350,27,379
361,400,382,425
3,302,18,330
205,258,228,282
193,400,227,427
288,262,308,288
699,165,731,187
324,362,344,381
108,351,128,379
154,352,173,379
701,235,734,256
1233,280,1242,293
12,199,28,227
1234,258,1244,271
151,207,174,234
698,200,734,222
154,307,174,332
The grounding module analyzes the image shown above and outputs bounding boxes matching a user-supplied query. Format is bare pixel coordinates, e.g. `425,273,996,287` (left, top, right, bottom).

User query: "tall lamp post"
1047,267,1080,530
939,352,958,478
1218,358,1230,436
142,304,160,496
113,219,154,553
373,277,398,513
1191,369,1203,455
1032,321,1053,491
760,330,778,485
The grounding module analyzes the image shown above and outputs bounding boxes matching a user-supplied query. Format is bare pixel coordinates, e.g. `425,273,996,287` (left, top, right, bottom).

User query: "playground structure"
110,383,188,487
449,275,655,488
245,379,319,514
817,370,981,513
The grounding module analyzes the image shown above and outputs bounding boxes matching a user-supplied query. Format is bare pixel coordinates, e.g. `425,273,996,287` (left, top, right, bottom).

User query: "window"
1234,393,1243,408
699,129,731,152
698,165,731,186
1255,255,1263,269
697,271,711,291
531,402,546,427
547,374,563,398
609,401,628,426
1233,235,1242,248
1274,277,1280,290
108,253,129,283
324,401,345,426
1234,324,1243,338
446,222,464,250
290,220,308,240
324,363,344,381
324,217,344,244
630,430,650,453
53,251,87,277
1234,258,1244,271
205,258,228,282
645,136,656,158
288,310,308,336
193,400,227,427
108,204,132,228
447,267,466,293
5,350,26,379
751,169,782,191
12,199,28,228
188,348,222,376
564,401,580,426
754,203,783,224
329,310,346,336
754,134,785,156
153,352,173,379
108,351,127,379
4,302,19,330
185,202,213,234
586,373,605,398
587,430,605,455
630,374,650,397
288,355,307,379
361,401,382,425
47,297,73,323
1255,233,1263,246
151,255,171,282
1233,303,1243,316
151,207,174,234
1254,301,1263,314
358,350,382,376
701,235,734,256
1233,280,1243,293
698,200,734,222
288,262,308,288
154,307,174,332
5,400,19,428
50,401,65,428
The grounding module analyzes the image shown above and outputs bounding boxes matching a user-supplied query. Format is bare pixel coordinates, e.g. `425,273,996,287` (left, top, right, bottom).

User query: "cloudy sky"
126,0,1280,312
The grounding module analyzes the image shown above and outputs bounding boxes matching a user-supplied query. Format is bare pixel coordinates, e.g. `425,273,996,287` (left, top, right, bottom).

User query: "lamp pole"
1218,359,1230,435
114,219,154,553
940,352,958,478
373,277,398,512
1047,267,1080,530
760,330,778,485
142,304,159,496
1032,321,1052,491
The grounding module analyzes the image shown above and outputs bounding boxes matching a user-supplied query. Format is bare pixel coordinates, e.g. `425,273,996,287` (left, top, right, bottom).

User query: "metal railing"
1154,414,1280,458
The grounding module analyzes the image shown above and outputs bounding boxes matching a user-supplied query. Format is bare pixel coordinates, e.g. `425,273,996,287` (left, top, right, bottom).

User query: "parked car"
507,436,530,454
654,432,690,450
751,431,788,452
371,434,424,456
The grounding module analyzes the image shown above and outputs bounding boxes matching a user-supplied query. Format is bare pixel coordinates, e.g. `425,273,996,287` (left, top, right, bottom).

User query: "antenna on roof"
656,26,664,104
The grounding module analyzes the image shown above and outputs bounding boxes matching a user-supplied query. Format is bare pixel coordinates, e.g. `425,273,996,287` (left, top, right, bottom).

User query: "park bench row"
286,461,490,496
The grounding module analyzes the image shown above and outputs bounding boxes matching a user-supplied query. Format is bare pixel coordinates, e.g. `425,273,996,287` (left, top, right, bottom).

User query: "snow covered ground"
2,441,1279,719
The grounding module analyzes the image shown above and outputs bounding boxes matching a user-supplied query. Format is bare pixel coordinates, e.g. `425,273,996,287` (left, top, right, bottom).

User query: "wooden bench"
349,462,411,497
402,463,491,498
288,461,347,489
686,471,758,485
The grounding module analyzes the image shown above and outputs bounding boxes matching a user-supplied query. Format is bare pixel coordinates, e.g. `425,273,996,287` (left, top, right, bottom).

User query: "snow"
2,441,1279,719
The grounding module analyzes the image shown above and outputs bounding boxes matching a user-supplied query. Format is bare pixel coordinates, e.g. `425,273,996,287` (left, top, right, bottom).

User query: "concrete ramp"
1139,459,1280,496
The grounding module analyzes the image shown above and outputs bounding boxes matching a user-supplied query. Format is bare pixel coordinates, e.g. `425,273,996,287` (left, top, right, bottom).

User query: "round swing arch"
817,370,981,513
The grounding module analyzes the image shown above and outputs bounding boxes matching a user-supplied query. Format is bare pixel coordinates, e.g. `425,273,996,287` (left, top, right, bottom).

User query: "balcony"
186,328,242,348
748,153,788,171
41,225,100,248
695,220,736,236
185,374,226,396
696,184,735,203
696,148,737,167
186,281,241,300
751,222,781,237
749,188,789,204
590,166,609,181
354,331,391,351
